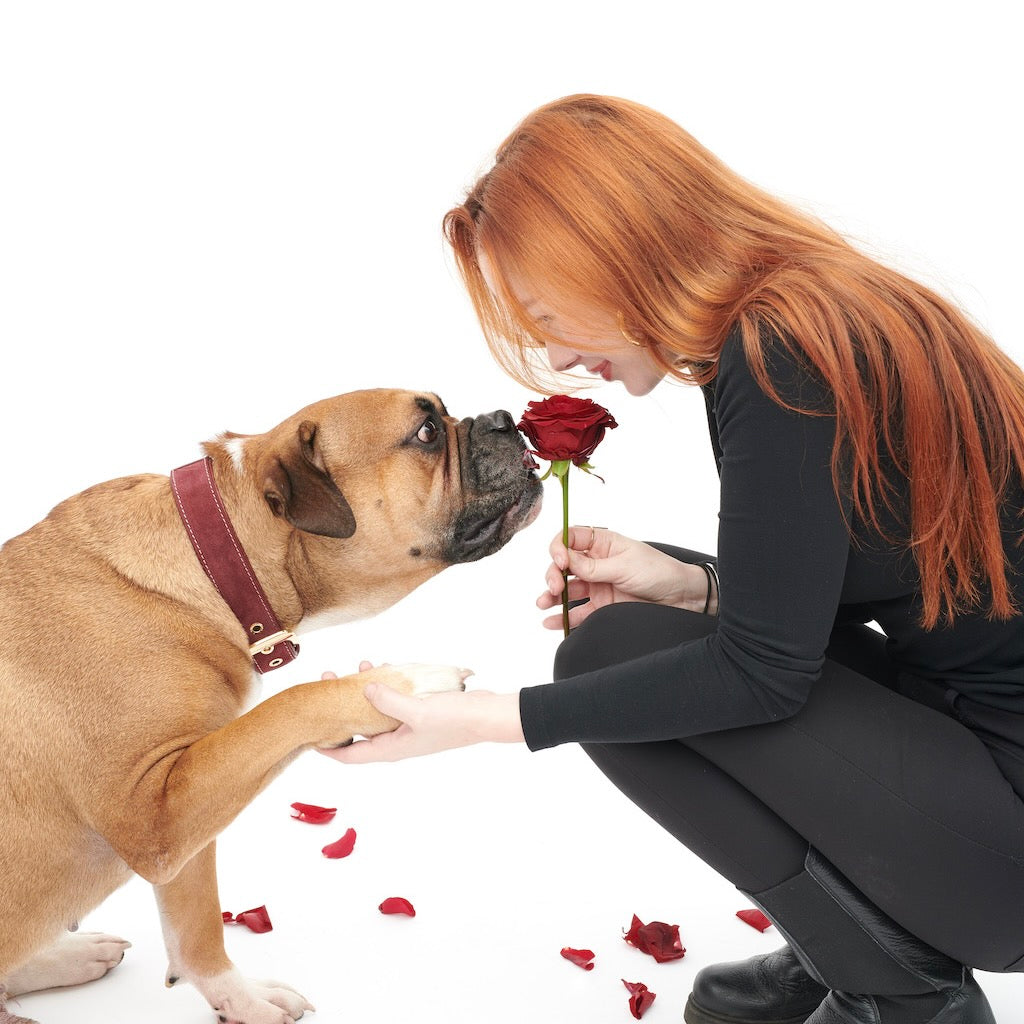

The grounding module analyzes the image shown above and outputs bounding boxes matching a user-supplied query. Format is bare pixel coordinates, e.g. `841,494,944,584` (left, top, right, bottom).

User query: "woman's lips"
591,360,612,381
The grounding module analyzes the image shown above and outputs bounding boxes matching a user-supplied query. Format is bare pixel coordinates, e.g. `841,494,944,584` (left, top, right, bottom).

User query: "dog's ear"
263,421,356,538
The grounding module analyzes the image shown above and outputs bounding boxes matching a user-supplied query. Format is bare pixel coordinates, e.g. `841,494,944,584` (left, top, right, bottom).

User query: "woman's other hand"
537,527,711,629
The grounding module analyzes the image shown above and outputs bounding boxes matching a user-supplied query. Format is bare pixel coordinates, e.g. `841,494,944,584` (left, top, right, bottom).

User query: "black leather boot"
734,848,996,1024
683,944,828,1024
806,971,996,1023
684,847,995,1024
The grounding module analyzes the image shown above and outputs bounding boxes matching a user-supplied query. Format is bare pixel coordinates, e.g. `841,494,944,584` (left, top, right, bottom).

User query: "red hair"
443,94,1024,628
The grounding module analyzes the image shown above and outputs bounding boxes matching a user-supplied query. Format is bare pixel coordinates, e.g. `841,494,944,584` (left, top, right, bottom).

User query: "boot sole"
683,993,812,1024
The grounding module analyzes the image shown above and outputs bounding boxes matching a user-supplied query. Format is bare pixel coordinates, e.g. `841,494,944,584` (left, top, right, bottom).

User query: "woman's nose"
545,341,580,372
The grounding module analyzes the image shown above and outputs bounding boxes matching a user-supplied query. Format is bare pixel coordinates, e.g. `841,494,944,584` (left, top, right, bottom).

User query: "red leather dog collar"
170,457,299,674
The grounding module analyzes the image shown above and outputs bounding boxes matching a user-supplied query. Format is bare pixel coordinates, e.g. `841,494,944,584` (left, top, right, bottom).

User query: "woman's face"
478,253,667,396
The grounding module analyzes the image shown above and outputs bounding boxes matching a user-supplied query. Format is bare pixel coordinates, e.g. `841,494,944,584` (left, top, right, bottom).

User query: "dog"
0,389,542,1024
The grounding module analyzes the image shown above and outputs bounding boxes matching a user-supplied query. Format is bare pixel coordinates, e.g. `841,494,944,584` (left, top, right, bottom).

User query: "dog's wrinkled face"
255,389,542,582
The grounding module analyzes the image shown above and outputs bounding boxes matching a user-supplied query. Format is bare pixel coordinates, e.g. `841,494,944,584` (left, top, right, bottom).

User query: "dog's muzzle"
444,410,543,563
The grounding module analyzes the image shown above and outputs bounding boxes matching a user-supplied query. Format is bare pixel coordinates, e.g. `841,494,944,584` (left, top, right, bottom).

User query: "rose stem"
561,468,570,637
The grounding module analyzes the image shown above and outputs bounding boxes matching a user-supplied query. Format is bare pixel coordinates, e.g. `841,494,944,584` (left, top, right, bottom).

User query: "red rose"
520,393,617,637
517,396,617,467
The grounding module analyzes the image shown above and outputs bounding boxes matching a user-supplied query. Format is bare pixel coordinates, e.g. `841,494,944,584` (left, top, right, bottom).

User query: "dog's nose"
477,410,516,433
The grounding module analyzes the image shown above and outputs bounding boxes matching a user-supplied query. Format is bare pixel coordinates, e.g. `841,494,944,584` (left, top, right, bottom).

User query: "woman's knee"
554,602,716,680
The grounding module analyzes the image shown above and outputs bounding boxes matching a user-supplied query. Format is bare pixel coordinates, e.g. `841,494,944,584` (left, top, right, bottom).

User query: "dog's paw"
4,930,131,996
1,985,40,1024
386,663,473,697
199,971,314,1024
0,1008,40,1024
314,662,473,746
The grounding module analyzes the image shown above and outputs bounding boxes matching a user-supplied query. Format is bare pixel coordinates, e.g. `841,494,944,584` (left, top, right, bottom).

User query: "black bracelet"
700,562,713,614
700,561,719,615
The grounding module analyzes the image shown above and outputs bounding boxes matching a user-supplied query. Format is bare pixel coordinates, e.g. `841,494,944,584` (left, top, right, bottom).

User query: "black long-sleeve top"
519,323,1024,752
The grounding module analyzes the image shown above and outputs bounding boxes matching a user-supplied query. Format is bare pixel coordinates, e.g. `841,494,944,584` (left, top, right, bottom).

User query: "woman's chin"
622,374,664,396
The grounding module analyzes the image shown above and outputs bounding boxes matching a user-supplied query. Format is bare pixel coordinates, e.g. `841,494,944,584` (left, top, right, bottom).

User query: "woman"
329,95,1024,1024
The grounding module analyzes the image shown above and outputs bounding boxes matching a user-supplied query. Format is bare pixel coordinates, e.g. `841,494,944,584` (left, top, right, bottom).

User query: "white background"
1,2,1021,1022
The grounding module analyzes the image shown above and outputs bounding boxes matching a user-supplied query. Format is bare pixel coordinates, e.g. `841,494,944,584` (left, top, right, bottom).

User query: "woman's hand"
537,526,711,629
317,668,524,763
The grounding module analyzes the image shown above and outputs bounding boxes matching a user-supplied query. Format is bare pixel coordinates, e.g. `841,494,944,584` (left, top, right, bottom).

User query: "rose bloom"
517,395,617,466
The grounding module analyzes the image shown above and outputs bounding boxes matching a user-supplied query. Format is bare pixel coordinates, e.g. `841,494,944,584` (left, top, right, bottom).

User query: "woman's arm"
518,325,853,750
325,529,727,764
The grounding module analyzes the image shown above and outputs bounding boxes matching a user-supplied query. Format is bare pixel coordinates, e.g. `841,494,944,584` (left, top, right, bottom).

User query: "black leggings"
555,569,1024,973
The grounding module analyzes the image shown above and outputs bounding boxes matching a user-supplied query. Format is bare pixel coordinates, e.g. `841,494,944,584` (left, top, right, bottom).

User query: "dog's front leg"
109,663,464,886
156,841,313,1024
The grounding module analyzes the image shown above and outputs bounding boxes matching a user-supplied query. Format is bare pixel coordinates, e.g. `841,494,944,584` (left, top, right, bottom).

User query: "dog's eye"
417,420,438,444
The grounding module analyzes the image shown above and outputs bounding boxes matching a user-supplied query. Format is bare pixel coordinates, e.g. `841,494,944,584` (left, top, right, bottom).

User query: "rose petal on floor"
623,914,686,962
378,897,416,917
290,802,338,824
622,979,656,1019
736,908,773,932
233,906,273,934
560,947,596,970
321,827,357,859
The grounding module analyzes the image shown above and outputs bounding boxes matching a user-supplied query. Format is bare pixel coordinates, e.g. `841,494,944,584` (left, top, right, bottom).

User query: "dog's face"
241,389,542,616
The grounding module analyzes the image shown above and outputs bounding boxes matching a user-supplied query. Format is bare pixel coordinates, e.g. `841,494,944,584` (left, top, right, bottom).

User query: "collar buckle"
248,629,295,657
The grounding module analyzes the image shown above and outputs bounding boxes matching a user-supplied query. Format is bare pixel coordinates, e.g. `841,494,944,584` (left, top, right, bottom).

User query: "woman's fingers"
548,526,615,567
324,725,411,764
543,560,569,596
537,576,591,609
542,548,618,597
541,599,596,631
568,523,613,553
321,661,377,681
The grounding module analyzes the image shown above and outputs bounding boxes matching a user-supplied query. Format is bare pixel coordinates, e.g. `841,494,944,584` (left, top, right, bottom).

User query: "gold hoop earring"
616,312,645,347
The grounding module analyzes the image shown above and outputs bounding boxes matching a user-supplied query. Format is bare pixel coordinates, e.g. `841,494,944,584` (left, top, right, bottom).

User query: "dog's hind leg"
156,841,314,1024
0,983,38,1024
3,931,131,997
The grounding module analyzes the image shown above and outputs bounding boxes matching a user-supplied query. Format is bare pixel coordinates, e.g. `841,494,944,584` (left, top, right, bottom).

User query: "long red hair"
444,94,1024,628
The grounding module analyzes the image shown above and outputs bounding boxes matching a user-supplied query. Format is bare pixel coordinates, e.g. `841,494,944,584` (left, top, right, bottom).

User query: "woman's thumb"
566,547,617,583
363,681,412,720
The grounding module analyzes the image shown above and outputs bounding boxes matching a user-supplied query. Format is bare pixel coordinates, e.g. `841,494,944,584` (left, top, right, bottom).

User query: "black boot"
739,848,995,1024
806,972,995,1023
683,944,828,1024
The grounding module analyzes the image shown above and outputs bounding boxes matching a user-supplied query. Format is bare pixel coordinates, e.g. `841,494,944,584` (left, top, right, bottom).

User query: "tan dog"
0,389,542,1024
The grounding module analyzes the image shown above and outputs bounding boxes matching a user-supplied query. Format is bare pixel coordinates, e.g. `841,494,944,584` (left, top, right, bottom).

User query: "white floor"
10,734,1023,1024
8,577,1024,1024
